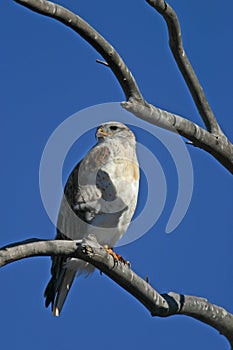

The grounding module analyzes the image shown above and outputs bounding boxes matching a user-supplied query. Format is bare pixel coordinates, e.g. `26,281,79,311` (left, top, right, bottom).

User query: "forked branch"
0,238,233,347
14,0,233,173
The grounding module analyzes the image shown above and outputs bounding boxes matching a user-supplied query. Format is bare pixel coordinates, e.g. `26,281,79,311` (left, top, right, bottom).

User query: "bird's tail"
54,269,76,317
44,256,95,316
44,256,76,317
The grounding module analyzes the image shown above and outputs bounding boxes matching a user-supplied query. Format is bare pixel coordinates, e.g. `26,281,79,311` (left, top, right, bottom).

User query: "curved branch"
14,0,143,102
0,237,169,315
1,238,233,346
13,0,233,173
146,0,222,135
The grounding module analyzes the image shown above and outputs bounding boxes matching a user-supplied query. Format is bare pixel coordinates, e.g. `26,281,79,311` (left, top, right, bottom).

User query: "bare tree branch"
13,0,233,173
0,238,170,315
146,0,222,135
14,0,143,102
3,2,233,347
0,238,233,346
122,99,233,173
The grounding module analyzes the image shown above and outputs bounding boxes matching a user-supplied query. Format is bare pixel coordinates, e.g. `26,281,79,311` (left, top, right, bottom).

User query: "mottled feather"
44,122,139,316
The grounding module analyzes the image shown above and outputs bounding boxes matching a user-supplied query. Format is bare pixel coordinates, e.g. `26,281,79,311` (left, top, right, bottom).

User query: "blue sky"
1,1,233,349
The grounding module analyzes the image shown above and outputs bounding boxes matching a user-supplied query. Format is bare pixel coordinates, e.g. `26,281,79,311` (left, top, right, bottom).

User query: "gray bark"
146,0,222,135
4,0,233,348
13,0,233,173
0,238,233,347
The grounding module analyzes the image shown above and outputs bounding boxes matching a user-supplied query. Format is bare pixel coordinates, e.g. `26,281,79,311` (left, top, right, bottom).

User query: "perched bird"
44,121,139,316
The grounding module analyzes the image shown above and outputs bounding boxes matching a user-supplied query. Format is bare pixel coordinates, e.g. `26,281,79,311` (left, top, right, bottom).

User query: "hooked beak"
96,127,112,138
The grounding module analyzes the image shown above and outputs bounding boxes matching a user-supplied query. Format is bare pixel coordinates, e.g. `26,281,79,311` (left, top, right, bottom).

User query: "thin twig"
96,59,109,67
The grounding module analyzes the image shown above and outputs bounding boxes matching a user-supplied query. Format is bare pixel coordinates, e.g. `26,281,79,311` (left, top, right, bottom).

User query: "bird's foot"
104,245,130,266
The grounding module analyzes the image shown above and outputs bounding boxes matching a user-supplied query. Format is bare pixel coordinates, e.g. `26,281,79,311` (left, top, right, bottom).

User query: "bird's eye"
109,126,118,131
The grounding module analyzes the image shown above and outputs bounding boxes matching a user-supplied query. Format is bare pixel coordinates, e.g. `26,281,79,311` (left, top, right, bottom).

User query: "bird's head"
96,122,135,142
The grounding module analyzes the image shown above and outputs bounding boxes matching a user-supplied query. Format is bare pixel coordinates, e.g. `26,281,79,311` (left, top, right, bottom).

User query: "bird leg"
103,245,130,266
